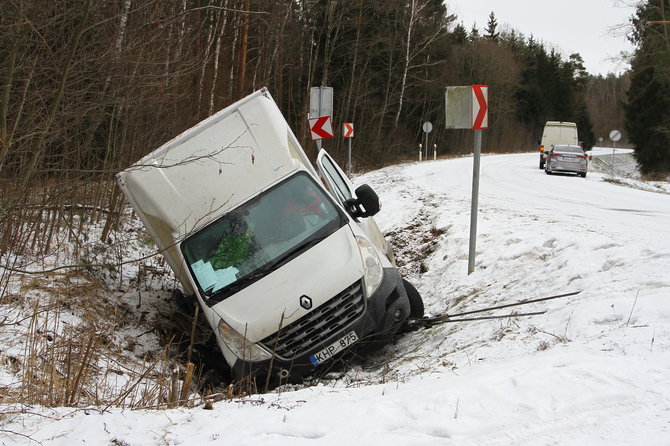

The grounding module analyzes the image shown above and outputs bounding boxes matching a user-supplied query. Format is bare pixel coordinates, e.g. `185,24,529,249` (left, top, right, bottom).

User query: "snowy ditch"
1,149,669,445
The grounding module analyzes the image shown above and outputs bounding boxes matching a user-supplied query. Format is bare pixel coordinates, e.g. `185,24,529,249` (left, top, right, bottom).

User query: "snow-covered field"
2,148,669,445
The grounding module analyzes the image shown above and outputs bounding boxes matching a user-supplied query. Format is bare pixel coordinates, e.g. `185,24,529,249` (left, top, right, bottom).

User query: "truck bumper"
229,267,410,387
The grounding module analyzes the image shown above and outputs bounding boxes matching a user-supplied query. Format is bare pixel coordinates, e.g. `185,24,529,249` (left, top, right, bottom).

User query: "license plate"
309,331,358,366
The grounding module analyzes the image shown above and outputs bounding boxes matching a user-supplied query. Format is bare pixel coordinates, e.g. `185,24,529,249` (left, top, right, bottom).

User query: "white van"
538,121,578,169
116,88,422,386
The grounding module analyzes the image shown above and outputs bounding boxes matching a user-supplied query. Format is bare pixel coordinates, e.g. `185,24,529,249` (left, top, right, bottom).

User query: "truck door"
315,150,396,265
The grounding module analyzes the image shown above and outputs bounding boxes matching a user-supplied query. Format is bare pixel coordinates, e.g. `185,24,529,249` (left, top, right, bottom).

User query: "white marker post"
446,85,489,274
343,122,354,176
609,129,621,177
422,121,433,160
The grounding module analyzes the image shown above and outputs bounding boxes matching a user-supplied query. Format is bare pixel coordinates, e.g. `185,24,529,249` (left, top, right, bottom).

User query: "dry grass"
0,188,219,411
1,276,203,409
0,254,262,413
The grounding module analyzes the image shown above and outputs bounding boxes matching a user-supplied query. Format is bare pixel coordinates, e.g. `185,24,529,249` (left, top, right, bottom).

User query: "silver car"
545,144,587,177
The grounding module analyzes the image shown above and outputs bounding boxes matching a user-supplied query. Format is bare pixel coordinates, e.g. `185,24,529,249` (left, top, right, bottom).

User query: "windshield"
181,172,345,302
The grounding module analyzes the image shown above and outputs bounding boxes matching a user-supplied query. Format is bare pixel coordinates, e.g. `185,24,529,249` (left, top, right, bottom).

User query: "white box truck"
116,88,423,386
538,121,578,169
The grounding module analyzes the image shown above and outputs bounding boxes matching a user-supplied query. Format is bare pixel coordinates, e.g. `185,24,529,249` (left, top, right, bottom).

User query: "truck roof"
545,121,577,127
116,89,315,290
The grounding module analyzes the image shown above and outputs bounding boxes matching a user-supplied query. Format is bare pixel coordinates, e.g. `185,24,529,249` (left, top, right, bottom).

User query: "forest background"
0,0,636,266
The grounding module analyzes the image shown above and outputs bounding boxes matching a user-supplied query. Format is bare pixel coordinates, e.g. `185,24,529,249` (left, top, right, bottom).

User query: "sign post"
609,129,621,176
446,85,489,275
309,87,333,151
422,121,433,160
343,122,354,176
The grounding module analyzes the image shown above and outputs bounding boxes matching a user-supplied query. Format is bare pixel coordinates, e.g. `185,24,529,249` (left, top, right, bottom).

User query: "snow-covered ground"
2,149,669,445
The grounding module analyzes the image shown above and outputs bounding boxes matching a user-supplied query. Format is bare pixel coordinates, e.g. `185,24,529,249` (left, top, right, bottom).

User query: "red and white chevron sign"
343,122,354,138
308,116,334,140
471,85,488,130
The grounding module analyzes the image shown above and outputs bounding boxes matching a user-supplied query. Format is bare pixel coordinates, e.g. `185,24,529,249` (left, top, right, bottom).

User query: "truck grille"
260,281,366,360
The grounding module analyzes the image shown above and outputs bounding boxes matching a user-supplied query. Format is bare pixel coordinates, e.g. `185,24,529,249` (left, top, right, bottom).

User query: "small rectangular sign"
445,86,473,129
472,85,489,129
309,87,333,119
308,116,334,140
343,122,354,138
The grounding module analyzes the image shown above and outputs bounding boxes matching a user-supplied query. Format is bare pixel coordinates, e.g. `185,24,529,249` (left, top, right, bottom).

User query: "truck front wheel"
402,279,424,319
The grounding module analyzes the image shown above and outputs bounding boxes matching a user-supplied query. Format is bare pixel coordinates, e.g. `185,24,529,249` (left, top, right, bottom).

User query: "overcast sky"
446,0,638,76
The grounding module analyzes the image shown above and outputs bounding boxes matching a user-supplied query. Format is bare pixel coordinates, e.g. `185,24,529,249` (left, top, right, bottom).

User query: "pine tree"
485,12,499,41
451,22,468,44
469,24,480,42
624,0,670,176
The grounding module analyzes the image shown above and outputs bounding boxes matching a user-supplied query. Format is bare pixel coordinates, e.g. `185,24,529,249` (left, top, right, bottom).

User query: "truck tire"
172,288,196,316
402,279,424,319
539,159,545,169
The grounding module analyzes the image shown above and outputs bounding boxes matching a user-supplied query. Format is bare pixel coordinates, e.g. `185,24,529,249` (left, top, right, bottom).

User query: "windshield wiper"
276,235,327,265
214,269,267,296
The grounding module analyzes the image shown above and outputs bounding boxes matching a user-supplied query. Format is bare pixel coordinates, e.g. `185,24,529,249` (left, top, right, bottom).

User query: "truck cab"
116,88,422,387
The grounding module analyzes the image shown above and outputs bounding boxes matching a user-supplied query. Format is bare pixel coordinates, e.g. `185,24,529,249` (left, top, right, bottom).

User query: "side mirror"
345,184,380,219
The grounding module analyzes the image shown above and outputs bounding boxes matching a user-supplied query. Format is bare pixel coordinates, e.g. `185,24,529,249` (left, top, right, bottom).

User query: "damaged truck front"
116,88,423,386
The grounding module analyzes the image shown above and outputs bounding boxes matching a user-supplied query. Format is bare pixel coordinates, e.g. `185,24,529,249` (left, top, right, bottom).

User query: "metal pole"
611,140,616,176
468,130,482,275
347,137,352,177
316,87,323,152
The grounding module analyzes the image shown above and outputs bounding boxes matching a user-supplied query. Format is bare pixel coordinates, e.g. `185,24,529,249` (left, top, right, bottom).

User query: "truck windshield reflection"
182,173,344,301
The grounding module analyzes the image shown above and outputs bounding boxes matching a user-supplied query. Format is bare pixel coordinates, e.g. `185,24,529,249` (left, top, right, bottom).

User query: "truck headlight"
356,236,383,298
217,319,272,362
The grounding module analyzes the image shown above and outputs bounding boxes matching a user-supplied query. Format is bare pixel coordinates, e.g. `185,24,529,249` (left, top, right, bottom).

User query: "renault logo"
300,295,312,310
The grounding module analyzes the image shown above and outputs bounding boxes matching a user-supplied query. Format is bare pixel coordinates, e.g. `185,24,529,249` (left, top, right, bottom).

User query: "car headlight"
356,236,383,298
217,319,272,362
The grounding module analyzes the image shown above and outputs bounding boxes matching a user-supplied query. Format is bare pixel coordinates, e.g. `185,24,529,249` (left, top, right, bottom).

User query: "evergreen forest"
1,0,666,259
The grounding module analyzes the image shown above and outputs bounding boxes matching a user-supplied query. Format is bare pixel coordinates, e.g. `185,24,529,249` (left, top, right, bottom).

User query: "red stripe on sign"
472,85,488,129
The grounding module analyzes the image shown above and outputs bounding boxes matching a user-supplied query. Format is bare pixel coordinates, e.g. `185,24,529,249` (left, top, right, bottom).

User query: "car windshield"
555,146,583,154
181,173,345,302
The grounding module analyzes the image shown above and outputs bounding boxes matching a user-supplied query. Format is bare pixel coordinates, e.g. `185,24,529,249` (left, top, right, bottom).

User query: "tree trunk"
237,0,250,98
209,1,230,115
394,0,416,128
14,0,92,197
0,41,19,172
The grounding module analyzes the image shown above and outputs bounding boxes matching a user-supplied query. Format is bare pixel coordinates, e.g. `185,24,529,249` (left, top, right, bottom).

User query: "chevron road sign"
471,85,488,130
445,85,489,130
308,116,334,140
343,122,354,138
